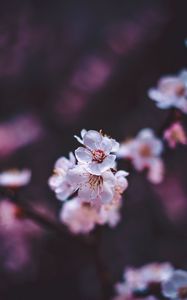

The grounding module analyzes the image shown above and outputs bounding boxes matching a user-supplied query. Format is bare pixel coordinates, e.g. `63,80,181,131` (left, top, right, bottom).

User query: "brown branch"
0,187,91,247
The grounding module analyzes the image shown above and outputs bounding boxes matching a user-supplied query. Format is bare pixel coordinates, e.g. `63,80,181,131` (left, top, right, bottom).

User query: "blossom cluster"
49,129,128,234
117,129,164,184
117,69,187,185
113,263,187,300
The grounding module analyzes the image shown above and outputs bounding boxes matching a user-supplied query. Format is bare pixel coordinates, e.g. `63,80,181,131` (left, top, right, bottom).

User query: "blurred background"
0,0,187,299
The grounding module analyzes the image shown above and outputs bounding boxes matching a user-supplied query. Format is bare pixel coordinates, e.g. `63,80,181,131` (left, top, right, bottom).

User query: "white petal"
81,129,87,138
98,155,116,173
111,139,119,152
78,182,98,202
102,169,116,186
100,136,113,153
55,157,70,170
117,143,132,158
69,152,76,165
85,162,101,176
48,175,63,189
147,159,164,184
75,147,92,163
138,128,154,139
66,165,88,186
133,154,146,171
162,270,187,299
101,182,114,203
162,280,178,299
85,155,116,175
152,139,163,155
56,185,74,201
148,89,173,107
83,130,102,150
115,170,129,191
74,135,84,145
176,98,187,114
173,270,187,289
115,170,129,177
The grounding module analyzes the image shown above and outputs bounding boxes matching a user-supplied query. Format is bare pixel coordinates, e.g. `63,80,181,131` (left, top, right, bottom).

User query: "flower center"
82,202,92,209
88,175,103,189
171,128,186,143
178,286,187,299
175,84,186,97
92,149,106,163
139,145,152,157
160,81,185,97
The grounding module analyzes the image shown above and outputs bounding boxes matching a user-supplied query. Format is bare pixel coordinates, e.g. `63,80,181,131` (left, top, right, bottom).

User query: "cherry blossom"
117,129,164,184
60,196,122,234
48,152,76,201
67,165,116,206
114,263,174,299
162,270,187,300
148,70,187,113
60,198,99,234
0,169,31,188
74,129,119,175
49,129,129,229
164,122,187,148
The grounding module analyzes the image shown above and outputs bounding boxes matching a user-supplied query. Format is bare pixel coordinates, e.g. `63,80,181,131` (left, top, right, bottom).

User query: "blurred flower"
164,122,187,148
0,114,43,158
114,263,174,299
71,56,112,92
0,169,31,188
0,199,43,274
74,129,119,175
48,152,76,201
148,70,187,113
60,196,121,234
60,198,99,234
0,199,23,229
117,129,164,184
162,270,187,300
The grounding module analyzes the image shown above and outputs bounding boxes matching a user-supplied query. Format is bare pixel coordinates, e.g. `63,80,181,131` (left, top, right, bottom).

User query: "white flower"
48,152,76,201
117,129,164,184
74,129,119,175
0,169,31,188
148,70,187,113
162,270,187,300
67,164,116,206
114,263,174,300
60,198,99,234
164,122,187,148
60,196,123,234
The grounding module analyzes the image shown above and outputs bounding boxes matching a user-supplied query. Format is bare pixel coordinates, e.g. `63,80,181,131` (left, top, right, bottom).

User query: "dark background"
0,0,187,299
